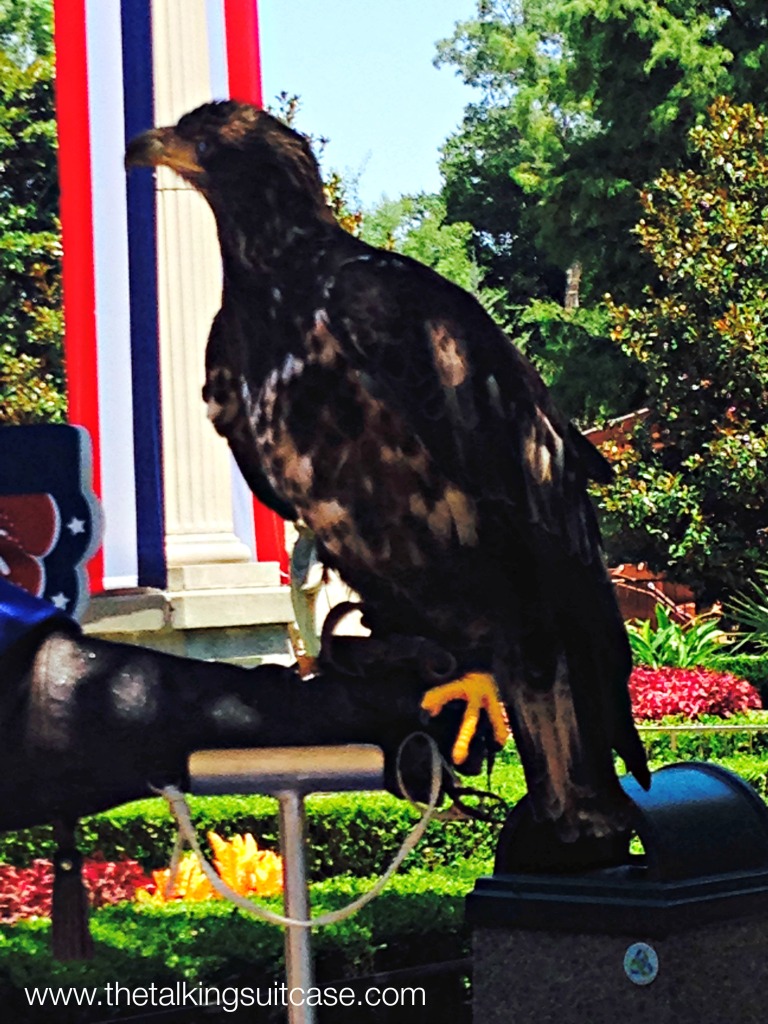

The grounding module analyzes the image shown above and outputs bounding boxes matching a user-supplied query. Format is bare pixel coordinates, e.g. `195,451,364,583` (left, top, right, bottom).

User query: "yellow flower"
209,831,284,899
136,853,214,904
136,834,283,904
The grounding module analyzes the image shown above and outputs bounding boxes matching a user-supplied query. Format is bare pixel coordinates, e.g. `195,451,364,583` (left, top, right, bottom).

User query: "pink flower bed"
629,665,761,721
0,855,152,924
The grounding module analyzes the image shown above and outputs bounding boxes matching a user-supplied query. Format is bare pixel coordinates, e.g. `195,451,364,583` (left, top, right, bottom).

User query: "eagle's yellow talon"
421,672,511,765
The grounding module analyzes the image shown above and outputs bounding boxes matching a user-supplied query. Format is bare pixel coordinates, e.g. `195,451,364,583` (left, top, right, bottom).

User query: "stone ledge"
169,585,293,630
167,560,282,592
82,583,294,635
81,589,170,635
81,584,295,665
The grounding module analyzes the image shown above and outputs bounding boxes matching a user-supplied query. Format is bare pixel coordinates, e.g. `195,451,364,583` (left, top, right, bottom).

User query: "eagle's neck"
215,198,357,332
212,196,355,377
211,188,339,288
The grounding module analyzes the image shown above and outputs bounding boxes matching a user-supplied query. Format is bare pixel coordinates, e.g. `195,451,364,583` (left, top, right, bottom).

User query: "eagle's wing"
323,252,649,831
204,307,297,521
324,252,605,561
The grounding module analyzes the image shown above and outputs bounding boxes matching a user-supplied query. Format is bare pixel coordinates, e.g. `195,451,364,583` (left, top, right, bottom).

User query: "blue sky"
258,0,479,208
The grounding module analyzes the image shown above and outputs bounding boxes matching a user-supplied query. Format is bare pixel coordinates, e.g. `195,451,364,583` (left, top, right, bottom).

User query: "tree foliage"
0,0,64,424
433,1,768,427
436,0,768,305
597,98,768,601
361,193,482,293
0,0,53,65
435,2,572,302
516,299,645,425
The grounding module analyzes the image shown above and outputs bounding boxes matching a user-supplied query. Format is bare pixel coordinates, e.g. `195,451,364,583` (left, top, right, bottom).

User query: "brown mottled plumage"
126,101,649,842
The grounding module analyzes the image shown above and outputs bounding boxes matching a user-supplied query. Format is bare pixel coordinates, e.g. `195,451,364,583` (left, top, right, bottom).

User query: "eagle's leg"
421,672,511,765
502,662,634,842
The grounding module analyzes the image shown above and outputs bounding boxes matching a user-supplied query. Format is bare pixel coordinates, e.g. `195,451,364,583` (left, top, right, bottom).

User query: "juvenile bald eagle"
127,102,649,841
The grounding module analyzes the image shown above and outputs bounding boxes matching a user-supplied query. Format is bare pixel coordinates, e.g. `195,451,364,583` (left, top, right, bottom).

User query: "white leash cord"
157,733,443,929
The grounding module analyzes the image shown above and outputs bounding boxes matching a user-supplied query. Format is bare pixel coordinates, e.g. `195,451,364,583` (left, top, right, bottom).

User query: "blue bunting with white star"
0,425,102,619
0,576,73,657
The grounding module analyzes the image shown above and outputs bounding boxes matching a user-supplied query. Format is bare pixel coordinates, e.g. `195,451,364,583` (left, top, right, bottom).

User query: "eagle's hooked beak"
125,127,204,177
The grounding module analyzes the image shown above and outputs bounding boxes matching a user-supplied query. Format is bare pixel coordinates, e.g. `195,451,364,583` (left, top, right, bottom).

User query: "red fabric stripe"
224,0,287,576
253,501,288,580
224,0,263,106
54,0,104,593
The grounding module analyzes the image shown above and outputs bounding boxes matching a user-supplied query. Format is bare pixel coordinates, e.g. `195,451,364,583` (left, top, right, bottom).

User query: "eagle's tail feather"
500,560,649,842
501,658,636,842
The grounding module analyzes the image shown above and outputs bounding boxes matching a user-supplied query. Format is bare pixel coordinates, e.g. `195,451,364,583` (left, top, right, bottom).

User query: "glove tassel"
52,818,93,960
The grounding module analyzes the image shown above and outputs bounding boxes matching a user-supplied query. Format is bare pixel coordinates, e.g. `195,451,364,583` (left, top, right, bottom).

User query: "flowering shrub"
629,665,761,721
0,834,284,923
0,859,52,923
138,832,283,904
0,856,151,924
83,853,153,909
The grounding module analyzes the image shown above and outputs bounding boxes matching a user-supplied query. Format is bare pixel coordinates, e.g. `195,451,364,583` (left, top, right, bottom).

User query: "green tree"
597,98,768,602
516,299,645,425
555,0,762,301
436,1,575,302
361,193,482,292
437,0,768,304
0,0,64,424
0,0,53,65
434,1,768,426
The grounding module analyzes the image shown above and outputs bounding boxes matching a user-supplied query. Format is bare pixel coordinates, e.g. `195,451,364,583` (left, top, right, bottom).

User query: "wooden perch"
0,624,482,833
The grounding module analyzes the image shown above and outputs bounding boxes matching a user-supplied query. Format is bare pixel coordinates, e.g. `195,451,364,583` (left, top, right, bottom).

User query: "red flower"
0,855,153,923
0,494,59,596
0,860,52,924
629,665,761,721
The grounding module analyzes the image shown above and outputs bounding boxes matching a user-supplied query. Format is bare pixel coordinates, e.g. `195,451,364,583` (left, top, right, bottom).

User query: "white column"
151,0,253,573
146,0,294,630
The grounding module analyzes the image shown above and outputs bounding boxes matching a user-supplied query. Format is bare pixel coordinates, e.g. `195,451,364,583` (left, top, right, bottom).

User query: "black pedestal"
468,763,768,1024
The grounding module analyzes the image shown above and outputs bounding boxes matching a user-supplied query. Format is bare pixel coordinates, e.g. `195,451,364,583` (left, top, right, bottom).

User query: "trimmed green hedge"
7,737,768,872
713,755,768,796
6,735,768,874
0,869,475,1023
0,755,529,873
638,711,768,762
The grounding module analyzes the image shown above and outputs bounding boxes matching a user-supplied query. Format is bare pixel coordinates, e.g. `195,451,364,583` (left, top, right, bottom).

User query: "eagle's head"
126,101,333,235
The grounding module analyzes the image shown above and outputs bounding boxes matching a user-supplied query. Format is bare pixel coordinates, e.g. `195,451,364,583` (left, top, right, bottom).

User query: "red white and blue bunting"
54,0,285,594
